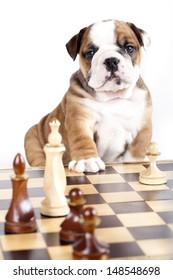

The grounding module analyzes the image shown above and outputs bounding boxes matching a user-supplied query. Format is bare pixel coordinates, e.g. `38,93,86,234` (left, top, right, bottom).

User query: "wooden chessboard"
0,161,173,260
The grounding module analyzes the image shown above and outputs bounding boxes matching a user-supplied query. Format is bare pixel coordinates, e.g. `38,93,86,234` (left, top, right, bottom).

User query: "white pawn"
139,142,167,185
40,119,69,217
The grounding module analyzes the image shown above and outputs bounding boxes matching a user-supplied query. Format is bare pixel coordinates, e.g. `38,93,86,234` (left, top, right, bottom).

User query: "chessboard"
0,161,173,260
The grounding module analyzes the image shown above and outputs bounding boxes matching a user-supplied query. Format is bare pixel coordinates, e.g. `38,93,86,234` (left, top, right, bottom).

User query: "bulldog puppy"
24,19,152,173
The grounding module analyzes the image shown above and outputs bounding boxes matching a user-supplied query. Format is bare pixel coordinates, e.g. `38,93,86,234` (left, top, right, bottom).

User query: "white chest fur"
83,87,147,162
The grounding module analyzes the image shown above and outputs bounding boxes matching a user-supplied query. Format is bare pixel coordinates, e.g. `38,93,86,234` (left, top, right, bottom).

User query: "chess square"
168,224,173,232
86,204,115,216
67,176,90,185
37,217,64,233
65,184,98,195
1,233,46,251
96,227,134,243
110,201,153,214
30,197,44,208
87,174,125,184
109,242,144,259
137,238,173,258
120,173,140,182
138,190,173,201
129,181,168,191
3,248,50,260
158,212,173,223
168,180,173,189
0,210,7,223
28,178,44,188
113,163,146,174
0,189,12,200
129,225,173,240
48,245,73,260
84,194,105,204
98,215,123,227
117,212,165,227
42,232,61,246
94,182,134,193
167,171,173,180
27,170,45,178
101,191,143,203
0,180,11,189
0,170,12,181
28,187,45,197
0,199,10,210
166,171,173,181
146,200,173,212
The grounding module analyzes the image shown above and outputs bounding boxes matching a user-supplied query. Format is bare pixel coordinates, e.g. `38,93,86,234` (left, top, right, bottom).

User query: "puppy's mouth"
104,73,122,86
93,72,130,93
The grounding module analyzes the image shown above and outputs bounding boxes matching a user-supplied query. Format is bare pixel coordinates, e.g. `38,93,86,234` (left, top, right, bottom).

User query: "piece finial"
81,207,100,230
13,153,25,176
48,119,62,146
148,142,159,155
69,188,86,205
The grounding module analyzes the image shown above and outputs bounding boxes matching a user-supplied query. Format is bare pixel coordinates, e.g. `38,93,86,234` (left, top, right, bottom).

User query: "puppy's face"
66,20,149,99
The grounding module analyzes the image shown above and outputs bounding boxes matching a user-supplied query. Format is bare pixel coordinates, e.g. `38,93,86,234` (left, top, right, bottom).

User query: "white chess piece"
139,142,167,185
40,119,69,216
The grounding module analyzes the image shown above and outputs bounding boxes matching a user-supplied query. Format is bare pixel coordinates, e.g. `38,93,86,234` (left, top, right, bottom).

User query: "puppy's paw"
68,157,105,173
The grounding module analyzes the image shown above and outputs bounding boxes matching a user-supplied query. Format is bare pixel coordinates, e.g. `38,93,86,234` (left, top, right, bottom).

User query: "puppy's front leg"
66,109,105,173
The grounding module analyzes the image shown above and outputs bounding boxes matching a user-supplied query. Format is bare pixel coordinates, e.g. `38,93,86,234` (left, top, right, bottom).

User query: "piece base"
5,220,37,234
139,174,167,185
40,205,69,217
73,250,109,260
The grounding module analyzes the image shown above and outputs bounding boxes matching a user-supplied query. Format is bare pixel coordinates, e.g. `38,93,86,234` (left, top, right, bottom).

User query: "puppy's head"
66,20,150,99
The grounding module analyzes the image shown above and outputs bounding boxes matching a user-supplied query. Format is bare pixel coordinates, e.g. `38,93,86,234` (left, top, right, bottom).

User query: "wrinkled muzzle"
88,47,140,93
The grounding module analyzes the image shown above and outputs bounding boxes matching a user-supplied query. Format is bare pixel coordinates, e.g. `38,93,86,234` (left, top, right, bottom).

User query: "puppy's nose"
104,57,120,72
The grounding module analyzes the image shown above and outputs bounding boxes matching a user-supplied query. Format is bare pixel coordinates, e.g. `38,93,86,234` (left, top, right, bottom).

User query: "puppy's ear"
127,22,151,49
66,27,87,60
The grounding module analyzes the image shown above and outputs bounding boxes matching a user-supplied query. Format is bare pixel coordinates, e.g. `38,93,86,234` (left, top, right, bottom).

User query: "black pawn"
59,188,86,243
73,207,109,260
5,153,37,233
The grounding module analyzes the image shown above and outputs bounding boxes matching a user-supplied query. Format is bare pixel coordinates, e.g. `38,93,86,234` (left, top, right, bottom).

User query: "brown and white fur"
24,19,152,173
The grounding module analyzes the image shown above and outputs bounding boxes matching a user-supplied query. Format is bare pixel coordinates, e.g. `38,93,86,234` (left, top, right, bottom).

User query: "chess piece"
73,207,109,260
5,153,37,233
139,142,167,185
59,188,86,243
40,119,69,217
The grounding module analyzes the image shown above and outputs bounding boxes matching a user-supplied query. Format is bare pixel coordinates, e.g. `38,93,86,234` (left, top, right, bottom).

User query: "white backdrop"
0,0,173,168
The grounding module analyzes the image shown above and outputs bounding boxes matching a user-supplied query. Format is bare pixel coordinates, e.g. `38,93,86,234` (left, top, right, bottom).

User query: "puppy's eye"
84,50,95,60
124,44,136,55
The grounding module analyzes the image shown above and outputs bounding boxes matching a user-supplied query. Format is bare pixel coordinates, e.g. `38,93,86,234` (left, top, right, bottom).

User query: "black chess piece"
73,207,109,260
5,153,37,233
59,188,86,243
